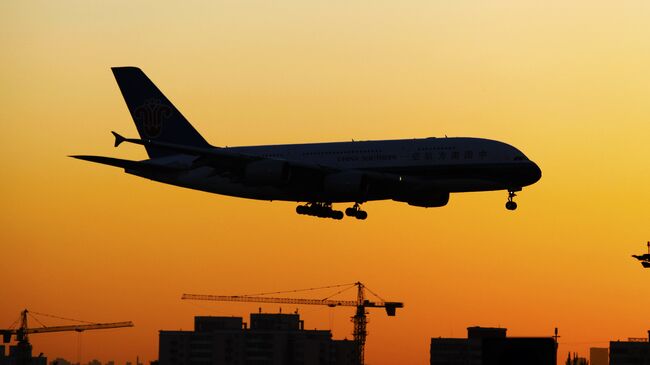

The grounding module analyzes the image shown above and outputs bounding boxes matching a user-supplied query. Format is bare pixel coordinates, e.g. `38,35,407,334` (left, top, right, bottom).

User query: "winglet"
112,131,126,147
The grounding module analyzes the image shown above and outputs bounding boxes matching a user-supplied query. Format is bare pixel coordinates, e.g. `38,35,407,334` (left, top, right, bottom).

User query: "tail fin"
111,67,210,158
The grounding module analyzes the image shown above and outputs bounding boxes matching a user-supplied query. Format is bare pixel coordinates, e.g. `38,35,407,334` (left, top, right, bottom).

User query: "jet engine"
323,171,368,195
393,192,450,207
244,159,291,185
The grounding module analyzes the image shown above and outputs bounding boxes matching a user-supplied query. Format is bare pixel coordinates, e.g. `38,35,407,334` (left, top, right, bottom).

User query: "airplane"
632,242,650,268
72,67,542,220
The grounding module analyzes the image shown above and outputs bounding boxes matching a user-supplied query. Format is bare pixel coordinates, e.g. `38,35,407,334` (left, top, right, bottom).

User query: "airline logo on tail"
133,99,171,138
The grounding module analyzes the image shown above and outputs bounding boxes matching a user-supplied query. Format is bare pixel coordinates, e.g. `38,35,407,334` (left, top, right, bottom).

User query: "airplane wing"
109,132,412,187
111,131,330,172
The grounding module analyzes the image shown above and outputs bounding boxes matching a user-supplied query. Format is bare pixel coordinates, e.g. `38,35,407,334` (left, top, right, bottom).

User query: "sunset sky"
1,1,649,364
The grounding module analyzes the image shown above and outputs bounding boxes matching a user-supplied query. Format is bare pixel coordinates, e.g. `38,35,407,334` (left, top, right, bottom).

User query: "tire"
331,210,344,220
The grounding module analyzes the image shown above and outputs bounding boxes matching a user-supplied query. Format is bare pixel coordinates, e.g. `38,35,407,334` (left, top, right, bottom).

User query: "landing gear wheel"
355,210,368,220
296,205,309,215
345,203,368,220
505,190,519,211
296,203,344,220
331,210,344,220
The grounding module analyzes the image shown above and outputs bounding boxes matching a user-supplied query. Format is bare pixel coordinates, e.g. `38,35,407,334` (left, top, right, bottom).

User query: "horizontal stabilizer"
70,155,181,172
112,131,126,147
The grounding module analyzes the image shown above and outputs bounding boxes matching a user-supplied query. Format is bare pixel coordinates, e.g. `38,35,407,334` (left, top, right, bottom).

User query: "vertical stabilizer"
111,67,210,158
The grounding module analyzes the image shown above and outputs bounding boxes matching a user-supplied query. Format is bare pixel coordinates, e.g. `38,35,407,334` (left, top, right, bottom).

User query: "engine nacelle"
323,172,368,195
244,159,291,185
393,192,450,208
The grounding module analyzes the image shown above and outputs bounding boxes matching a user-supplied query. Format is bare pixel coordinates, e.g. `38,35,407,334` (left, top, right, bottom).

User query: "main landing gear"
345,203,368,220
505,190,518,211
296,203,344,220
295,202,368,220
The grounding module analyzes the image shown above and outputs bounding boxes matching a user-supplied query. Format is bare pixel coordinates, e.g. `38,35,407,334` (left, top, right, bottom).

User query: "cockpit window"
513,155,527,161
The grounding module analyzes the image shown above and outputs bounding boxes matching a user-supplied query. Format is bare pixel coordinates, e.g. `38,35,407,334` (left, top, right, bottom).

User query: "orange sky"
1,1,649,364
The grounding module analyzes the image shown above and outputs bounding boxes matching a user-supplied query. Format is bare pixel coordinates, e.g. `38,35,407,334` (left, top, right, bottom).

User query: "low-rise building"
430,326,556,365
610,331,650,365
159,312,356,365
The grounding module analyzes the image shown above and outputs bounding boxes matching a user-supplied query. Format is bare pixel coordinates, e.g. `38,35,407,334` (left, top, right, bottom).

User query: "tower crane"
1,309,134,365
182,282,403,365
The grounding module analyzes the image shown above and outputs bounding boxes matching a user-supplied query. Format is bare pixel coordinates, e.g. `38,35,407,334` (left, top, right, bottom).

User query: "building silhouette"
50,359,72,365
0,343,47,365
159,312,356,365
610,331,650,365
430,326,556,365
590,347,608,365
565,353,588,365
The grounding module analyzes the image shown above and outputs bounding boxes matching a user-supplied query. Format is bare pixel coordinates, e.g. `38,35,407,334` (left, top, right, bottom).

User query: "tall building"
610,331,650,365
430,326,556,365
590,347,608,365
159,312,356,365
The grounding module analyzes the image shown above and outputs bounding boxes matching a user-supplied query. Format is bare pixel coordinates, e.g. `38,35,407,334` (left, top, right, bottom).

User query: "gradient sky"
1,1,649,364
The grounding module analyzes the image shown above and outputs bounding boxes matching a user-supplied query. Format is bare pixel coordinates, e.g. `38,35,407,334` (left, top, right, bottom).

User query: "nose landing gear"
345,203,368,220
505,190,518,211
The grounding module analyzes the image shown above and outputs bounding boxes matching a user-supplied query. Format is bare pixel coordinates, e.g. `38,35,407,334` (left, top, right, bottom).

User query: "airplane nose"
529,161,542,184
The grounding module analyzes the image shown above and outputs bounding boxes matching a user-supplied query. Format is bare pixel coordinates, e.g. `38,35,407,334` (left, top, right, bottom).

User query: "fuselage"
137,136,541,204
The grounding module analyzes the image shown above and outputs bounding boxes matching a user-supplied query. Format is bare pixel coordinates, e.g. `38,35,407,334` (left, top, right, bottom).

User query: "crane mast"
182,281,403,365
353,282,368,365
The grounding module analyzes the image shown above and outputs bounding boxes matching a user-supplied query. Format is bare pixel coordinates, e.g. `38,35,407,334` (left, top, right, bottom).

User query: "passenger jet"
72,67,542,220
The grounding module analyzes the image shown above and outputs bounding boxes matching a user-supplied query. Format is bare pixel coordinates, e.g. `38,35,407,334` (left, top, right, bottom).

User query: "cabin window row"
302,149,382,156
417,146,456,151
412,150,488,161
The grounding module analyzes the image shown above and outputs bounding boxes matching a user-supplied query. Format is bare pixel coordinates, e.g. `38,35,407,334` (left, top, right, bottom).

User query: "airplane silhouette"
72,67,542,220
632,242,650,268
